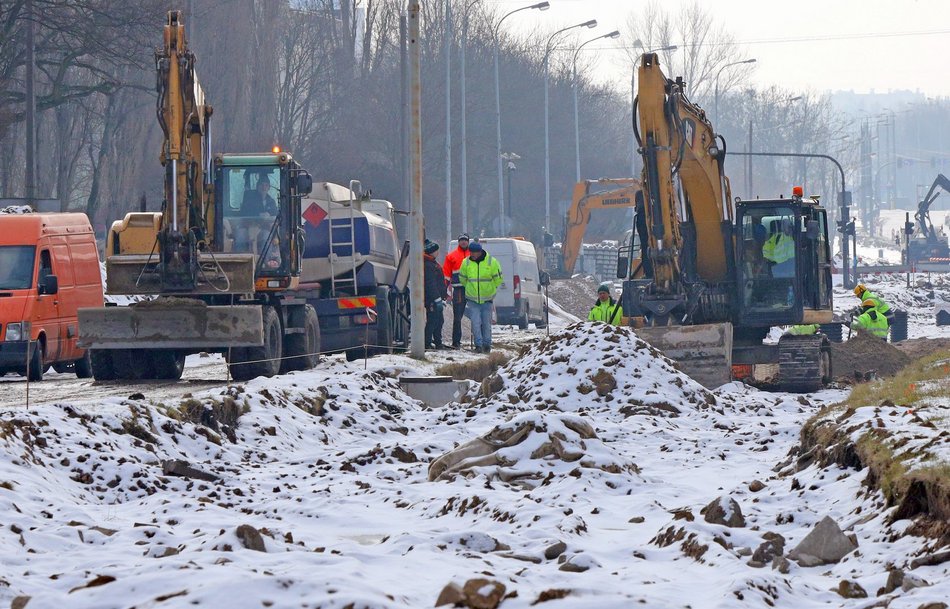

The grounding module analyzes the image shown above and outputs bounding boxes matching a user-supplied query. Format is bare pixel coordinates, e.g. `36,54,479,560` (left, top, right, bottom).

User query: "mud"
831,330,912,381
894,337,950,361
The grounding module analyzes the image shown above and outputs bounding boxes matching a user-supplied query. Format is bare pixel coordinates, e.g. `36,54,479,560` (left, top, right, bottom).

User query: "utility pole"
399,11,410,238
444,0,452,252
408,1,425,359
459,5,469,234
25,0,36,207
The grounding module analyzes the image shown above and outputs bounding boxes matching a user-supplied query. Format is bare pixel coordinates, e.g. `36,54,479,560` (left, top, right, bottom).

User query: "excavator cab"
735,195,832,327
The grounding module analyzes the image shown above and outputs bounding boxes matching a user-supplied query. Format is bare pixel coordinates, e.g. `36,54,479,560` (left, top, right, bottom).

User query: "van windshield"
0,246,36,289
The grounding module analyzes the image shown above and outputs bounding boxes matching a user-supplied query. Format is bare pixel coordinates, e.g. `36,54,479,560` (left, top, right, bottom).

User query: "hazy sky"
493,0,950,97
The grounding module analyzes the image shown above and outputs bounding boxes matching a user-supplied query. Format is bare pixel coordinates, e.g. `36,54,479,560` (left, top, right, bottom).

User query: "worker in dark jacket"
424,240,448,349
588,283,623,325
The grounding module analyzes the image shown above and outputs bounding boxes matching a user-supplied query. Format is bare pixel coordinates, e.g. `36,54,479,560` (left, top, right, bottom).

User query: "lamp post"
714,58,756,128
572,30,620,182
629,44,677,176
542,18,597,232
501,152,520,233
494,2,549,236
459,0,481,235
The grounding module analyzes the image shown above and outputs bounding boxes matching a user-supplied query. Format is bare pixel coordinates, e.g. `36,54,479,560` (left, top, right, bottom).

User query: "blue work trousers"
465,300,493,349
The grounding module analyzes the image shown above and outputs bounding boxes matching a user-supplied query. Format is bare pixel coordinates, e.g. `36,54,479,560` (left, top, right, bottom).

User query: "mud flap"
78,302,264,349
635,322,733,389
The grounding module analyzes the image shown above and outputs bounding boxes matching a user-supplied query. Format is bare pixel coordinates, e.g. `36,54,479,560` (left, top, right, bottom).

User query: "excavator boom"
557,178,641,277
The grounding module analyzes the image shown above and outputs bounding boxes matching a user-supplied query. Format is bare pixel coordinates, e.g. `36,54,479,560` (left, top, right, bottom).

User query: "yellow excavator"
620,54,834,391
78,11,316,381
556,178,642,277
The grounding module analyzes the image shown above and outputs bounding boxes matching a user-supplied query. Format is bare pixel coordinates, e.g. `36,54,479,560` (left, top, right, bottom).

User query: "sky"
489,0,950,98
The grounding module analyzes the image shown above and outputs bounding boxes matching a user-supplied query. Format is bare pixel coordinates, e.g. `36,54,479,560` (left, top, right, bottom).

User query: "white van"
472,237,548,329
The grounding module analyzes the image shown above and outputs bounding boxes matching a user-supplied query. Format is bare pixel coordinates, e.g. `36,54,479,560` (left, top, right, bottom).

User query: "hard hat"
853,284,866,297
862,298,876,308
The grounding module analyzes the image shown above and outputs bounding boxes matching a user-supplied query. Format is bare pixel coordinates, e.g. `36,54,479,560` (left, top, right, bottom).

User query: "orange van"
0,212,104,380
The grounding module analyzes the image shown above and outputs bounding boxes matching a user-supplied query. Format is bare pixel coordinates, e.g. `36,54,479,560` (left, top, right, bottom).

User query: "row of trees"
0,0,860,244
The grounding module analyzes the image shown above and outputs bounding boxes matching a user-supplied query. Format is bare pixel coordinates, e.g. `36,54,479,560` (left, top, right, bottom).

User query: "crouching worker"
588,283,623,325
853,283,893,325
851,299,889,339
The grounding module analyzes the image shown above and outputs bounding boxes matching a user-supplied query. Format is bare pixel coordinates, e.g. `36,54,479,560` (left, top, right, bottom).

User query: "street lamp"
572,30,620,182
630,43,677,175
494,2,549,236
458,0,481,236
501,152,521,234
542,18,597,232
714,58,756,128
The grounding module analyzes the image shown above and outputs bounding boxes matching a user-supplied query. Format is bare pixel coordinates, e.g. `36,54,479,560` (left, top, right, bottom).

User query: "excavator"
78,11,316,381
556,178,641,277
907,174,950,264
619,53,834,391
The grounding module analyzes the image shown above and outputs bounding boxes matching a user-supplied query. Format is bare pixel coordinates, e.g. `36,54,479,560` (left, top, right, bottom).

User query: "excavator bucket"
635,322,733,389
78,301,263,350
104,253,257,295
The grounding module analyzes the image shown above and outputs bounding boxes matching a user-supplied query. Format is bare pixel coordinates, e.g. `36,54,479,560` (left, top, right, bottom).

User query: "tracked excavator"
78,12,408,381
907,174,950,264
619,54,834,391
556,178,642,277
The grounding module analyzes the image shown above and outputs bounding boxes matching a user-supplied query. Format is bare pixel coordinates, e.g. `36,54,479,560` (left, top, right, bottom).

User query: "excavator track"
777,334,832,393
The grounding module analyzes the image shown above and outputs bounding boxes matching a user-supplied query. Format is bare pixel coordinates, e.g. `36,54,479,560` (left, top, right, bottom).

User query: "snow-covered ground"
1,323,947,608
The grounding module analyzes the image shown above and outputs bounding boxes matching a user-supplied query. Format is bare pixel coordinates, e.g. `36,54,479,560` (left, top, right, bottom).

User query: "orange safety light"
272,145,281,153
792,185,804,198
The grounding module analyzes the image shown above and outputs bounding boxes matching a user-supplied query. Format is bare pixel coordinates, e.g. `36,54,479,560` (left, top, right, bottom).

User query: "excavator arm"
558,178,641,277
915,174,950,243
631,53,733,321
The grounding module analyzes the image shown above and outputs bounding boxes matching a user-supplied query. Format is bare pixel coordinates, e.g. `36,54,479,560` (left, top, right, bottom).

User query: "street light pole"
543,18,597,232
629,45,677,176
572,30,620,182
714,58,756,128
444,0,452,252
493,2,549,236
501,152,520,233
459,0,480,235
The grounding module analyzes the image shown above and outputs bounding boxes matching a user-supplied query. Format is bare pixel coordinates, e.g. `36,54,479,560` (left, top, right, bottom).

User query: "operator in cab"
242,175,278,217
851,299,889,339
588,283,623,325
763,218,796,277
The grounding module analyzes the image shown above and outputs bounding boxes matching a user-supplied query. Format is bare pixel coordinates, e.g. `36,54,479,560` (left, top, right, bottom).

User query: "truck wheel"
282,305,320,372
230,306,282,381
114,349,155,380
90,349,116,381
27,341,44,382
535,304,549,329
74,351,93,379
152,350,186,380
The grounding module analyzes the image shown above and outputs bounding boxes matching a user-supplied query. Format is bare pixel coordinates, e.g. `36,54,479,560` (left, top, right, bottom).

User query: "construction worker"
851,299,889,339
423,240,447,349
853,283,893,324
763,218,796,277
459,242,503,353
442,234,471,348
786,324,819,335
588,283,623,325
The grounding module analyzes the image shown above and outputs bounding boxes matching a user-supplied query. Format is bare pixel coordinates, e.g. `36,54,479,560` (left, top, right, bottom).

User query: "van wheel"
27,342,44,382
90,349,116,381
535,305,549,329
152,350,185,380
517,305,529,330
75,351,93,378
229,306,282,381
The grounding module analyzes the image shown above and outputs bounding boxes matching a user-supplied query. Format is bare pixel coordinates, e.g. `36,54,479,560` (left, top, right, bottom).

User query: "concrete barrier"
399,376,470,407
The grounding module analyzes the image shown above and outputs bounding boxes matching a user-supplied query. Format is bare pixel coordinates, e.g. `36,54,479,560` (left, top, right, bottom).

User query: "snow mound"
461,322,720,419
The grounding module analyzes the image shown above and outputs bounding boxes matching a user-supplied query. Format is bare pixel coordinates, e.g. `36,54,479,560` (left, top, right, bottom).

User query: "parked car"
472,237,549,329
0,212,104,380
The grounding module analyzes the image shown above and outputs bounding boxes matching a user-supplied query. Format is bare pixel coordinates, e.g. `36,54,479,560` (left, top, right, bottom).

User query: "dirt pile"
831,330,911,380
547,277,601,320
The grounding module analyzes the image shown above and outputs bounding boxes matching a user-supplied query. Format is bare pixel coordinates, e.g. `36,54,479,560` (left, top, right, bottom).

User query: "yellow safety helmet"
853,284,866,297
861,298,876,308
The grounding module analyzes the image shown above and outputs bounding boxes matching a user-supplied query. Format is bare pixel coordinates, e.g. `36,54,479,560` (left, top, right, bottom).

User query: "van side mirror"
805,219,819,240
616,256,629,279
39,275,58,295
295,171,313,196
539,271,550,287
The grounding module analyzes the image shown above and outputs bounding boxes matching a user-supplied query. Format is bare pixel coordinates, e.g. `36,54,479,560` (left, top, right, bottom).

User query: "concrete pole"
400,12,409,228
444,0,452,252
543,56,551,231
408,1,425,359
572,64,580,182
25,0,36,206
493,44,505,236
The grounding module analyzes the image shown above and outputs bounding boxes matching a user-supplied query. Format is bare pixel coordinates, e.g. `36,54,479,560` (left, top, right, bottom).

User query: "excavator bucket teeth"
104,253,257,295
78,303,263,349
635,322,733,389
